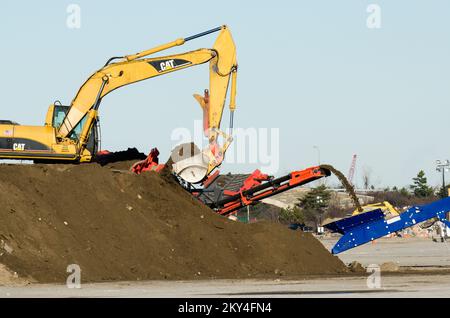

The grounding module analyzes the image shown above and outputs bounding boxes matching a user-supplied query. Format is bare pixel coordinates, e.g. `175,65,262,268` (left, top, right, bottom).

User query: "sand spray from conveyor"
320,164,363,213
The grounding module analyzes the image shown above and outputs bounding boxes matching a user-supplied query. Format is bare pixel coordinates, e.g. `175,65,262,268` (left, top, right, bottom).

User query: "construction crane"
0,26,238,184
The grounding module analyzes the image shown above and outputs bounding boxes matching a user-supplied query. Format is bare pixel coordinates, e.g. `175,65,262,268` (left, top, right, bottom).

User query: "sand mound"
0,264,31,286
0,163,346,283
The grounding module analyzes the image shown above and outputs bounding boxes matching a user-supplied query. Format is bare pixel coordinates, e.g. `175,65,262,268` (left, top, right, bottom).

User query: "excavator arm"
57,26,238,182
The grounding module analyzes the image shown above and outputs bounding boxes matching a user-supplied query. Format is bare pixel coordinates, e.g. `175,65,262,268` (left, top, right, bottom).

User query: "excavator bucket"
170,143,210,184
172,152,210,183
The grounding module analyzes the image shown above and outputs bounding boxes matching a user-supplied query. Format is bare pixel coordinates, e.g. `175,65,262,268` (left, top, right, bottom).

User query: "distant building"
262,188,373,209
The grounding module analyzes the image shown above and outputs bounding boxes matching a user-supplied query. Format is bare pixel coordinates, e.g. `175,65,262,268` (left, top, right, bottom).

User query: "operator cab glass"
52,105,69,129
52,105,85,142
52,105,98,154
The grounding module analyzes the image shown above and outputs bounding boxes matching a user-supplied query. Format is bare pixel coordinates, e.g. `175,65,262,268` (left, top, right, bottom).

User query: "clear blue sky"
1,1,449,188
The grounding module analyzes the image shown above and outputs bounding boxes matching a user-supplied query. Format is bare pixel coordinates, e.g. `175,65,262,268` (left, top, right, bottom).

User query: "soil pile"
95,147,147,170
0,163,346,283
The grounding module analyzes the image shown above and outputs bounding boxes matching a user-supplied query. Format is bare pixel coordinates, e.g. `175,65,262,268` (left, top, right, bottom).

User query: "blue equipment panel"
324,197,450,254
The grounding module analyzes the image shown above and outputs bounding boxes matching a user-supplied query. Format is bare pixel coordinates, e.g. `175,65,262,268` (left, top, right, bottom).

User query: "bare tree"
362,166,373,190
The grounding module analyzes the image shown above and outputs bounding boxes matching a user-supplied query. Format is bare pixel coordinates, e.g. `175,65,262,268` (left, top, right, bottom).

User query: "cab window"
52,106,69,129
52,105,86,142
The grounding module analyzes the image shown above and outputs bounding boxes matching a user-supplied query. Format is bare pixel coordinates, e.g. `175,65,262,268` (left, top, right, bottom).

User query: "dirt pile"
95,147,147,170
0,163,346,283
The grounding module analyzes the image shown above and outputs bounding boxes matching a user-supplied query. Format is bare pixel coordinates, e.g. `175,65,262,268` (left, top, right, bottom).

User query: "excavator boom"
58,49,215,137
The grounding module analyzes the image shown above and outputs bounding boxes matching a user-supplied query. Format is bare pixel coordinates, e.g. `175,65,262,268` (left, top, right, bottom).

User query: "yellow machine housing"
0,104,89,161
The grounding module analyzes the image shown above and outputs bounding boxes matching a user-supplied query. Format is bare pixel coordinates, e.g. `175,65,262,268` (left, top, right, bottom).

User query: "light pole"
436,160,450,198
316,195,324,234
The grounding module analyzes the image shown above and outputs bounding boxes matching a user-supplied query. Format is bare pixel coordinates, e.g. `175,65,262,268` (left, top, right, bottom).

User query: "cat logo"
160,60,175,71
148,59,192,73
13,143,25,151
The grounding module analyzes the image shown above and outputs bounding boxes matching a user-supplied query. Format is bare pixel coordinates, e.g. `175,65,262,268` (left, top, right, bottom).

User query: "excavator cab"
45,103,99,157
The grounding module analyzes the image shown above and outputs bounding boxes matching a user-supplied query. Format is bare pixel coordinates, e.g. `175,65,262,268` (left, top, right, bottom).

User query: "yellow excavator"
352,201,399,217
0,26,237,183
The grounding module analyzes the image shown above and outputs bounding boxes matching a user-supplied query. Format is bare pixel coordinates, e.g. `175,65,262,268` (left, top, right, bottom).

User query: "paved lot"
1,274,450,297
320,237,450,268
2,237,450,297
